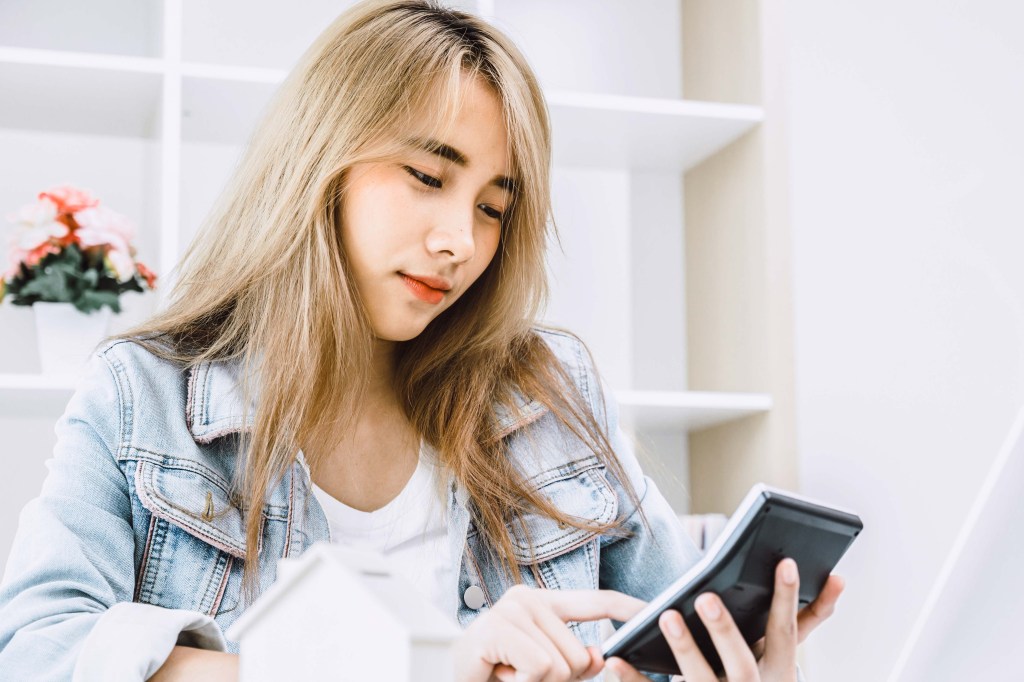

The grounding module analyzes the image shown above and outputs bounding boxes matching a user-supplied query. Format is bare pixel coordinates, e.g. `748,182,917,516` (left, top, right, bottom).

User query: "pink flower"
104,247,136,283
3,241,60,280
3,247,23,281
75,206,136,255
5,198,69,252
38,185,99,214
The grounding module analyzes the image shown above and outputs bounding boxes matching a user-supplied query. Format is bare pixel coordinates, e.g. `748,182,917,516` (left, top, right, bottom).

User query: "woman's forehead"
403,71,501,132
398,79,513,172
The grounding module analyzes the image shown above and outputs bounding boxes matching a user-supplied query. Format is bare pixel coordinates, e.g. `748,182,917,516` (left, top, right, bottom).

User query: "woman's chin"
370,318,432,343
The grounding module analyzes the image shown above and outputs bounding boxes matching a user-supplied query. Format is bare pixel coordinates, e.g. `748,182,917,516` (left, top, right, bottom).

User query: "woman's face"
340,75,514,342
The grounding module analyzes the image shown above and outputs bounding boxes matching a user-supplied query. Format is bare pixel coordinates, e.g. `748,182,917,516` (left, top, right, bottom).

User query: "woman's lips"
400,273,448,304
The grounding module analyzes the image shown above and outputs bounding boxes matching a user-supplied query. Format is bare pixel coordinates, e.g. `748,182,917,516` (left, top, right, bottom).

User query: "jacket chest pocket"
466,457,618,598
460,458,618,646
131,458,283,619
510,461,617,570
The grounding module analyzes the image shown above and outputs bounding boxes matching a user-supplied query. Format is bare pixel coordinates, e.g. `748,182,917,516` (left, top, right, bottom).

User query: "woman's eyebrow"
408,136,518,194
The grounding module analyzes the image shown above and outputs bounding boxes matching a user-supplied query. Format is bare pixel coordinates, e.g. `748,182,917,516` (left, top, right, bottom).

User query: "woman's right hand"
453,584,647,682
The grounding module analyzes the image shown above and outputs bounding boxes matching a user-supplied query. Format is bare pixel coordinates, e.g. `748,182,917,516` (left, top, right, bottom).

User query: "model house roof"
226,543,461,643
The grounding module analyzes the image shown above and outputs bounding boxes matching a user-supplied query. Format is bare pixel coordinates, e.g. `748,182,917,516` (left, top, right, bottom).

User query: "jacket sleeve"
0,350,226,681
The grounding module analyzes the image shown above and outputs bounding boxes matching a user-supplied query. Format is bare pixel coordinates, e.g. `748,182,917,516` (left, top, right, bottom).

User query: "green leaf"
76,289,121,314
121,278,145,295
19,269,72,302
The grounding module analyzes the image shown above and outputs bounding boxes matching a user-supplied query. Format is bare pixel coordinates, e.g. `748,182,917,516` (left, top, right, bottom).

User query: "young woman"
0,1,843,680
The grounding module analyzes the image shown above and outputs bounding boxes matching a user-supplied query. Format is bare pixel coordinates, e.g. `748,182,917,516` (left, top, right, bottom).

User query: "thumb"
580,646,607,678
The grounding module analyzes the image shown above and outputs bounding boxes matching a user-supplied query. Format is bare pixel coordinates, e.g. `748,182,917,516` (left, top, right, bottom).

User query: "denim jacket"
0,328,701,680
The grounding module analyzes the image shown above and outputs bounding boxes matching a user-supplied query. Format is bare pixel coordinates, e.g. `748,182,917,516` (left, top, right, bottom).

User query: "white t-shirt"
309,443,456,618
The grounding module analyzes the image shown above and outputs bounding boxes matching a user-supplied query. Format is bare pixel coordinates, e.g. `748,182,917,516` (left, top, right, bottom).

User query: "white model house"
226,543,462,681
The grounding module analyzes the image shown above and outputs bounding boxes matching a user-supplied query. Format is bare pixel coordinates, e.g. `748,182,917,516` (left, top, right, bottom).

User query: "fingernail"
783,559,798,585
697,594,721,620
660,611,683,638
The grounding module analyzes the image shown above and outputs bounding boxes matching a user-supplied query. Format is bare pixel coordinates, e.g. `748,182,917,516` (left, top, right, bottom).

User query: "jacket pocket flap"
511,464,618,564
135,459,248,559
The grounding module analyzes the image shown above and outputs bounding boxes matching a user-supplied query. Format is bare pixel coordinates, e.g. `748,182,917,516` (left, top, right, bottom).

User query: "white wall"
783,1,1024,679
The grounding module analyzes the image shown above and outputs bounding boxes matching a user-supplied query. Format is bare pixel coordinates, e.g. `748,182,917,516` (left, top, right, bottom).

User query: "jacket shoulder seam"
96,341,134,459
531,327,597,416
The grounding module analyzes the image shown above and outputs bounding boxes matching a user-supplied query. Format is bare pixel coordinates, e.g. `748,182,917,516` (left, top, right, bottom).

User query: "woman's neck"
367,338,399,406
304,338,419,510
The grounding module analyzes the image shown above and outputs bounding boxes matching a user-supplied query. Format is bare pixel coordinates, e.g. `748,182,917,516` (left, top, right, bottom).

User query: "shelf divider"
615,390,772,431
0,46,163,73
160,0,184,294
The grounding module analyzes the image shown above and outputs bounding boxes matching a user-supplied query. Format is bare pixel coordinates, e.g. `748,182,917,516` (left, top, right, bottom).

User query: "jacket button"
464,585,486,610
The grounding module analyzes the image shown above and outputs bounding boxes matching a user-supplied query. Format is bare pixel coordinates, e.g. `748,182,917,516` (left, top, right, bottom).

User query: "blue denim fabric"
0,328,701,680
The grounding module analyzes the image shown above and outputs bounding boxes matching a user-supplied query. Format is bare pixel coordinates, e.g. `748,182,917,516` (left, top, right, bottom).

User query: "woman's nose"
425,204,476,262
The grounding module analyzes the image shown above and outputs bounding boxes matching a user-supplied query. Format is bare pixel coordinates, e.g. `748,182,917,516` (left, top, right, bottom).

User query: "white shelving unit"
0,0,772,520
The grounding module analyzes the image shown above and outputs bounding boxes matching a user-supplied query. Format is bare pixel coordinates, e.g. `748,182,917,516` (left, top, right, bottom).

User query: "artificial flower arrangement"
0,185,157,314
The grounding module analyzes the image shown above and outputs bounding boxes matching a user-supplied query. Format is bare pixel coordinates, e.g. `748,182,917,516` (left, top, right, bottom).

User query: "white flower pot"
33,302,113,376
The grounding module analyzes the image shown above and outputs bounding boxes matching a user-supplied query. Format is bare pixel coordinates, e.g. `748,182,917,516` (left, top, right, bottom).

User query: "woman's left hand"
606,558,845,681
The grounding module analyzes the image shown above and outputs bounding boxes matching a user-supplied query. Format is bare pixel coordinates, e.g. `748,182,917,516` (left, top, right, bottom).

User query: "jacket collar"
186,358,548,445
185,357,256,444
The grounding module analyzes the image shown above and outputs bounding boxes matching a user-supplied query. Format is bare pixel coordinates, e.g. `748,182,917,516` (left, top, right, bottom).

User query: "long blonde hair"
112,0,642,596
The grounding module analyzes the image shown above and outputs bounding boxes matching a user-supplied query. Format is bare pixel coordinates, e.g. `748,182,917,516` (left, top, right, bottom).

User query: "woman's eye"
403,166,442,189
479,205,504,222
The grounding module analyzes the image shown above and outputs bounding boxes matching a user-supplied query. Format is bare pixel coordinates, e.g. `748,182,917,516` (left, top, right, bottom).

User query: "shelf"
0,47,163,74
0,52,162,138
0,374,77,417
0,376,769,434
173,65,762,168
180,62,287,84
615,390,772,431
547,93,762,171
0,374,78,392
